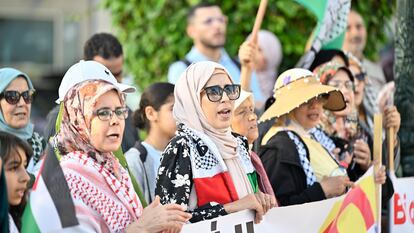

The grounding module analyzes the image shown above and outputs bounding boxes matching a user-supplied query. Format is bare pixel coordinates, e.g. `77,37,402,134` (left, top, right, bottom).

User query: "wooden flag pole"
240,0,268,91
388,127,395,173
373,114,383,231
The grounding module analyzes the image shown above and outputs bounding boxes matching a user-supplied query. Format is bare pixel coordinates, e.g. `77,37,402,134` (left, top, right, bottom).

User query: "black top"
259,131,326,206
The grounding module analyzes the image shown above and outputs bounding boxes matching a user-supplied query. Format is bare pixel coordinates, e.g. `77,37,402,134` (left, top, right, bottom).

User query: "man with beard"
342,10,387,118
167,3,263,105
168,3,238,83
168,2,240,78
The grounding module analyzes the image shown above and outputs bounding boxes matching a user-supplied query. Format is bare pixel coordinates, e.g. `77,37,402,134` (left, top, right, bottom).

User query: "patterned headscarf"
315,62,354,85
56,80,143,231
56,80,125,173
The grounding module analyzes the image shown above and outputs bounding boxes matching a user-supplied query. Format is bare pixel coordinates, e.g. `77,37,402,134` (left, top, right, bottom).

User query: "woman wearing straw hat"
156,61,276,224
258,68,387,206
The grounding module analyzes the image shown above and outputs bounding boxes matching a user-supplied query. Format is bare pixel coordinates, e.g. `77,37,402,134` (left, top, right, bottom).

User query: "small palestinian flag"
21,145,79,232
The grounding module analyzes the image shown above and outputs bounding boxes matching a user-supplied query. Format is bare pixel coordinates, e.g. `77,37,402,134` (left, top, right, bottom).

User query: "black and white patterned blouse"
155,124,250,223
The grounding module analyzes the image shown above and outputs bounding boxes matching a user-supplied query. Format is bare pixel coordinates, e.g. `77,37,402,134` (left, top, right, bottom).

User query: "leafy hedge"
103,0,394,89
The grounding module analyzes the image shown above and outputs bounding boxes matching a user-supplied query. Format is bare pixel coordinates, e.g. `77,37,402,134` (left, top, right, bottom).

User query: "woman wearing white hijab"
156,61,275,223
239,30,283,110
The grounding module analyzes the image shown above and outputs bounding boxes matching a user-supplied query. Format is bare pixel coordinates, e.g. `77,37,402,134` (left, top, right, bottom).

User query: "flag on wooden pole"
295,0,351,69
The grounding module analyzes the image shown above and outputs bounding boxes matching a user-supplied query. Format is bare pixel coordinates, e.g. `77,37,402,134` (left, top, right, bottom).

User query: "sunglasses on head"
93,107,129,121
0,90,35,105
202,84,241,102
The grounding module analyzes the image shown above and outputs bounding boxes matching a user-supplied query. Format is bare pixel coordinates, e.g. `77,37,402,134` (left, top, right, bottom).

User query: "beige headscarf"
173,61,253,198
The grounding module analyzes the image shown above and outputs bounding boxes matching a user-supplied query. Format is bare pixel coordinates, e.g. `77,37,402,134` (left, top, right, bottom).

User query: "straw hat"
259,68,346,122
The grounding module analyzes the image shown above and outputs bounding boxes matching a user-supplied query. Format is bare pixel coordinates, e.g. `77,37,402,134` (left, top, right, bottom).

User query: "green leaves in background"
103,0,394,89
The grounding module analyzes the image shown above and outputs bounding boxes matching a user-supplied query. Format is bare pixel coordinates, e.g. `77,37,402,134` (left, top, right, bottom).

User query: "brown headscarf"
173,61,253,198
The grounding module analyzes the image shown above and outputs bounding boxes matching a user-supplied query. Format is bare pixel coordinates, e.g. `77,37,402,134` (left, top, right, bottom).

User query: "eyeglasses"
327,80,355,91
93,107,128,121
202,84,240,102
201,16,227,25
354,72,366,81
0,90,35,105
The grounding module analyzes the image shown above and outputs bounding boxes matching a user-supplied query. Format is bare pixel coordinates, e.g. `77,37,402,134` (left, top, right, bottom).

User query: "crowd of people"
0,2,403,233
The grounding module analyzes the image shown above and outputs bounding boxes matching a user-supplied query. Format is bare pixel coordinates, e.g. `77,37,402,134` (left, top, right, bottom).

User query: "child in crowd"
125,82,176,203
0,131,31,232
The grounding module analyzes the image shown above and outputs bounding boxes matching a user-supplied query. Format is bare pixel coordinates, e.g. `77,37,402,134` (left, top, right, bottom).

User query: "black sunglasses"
93,107,129,121
0,90,35,105
202,84,241,102
355,72,366,81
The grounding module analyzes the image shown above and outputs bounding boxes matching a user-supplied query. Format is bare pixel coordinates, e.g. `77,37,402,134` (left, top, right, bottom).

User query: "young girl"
125,82,176,203
0,131,31,232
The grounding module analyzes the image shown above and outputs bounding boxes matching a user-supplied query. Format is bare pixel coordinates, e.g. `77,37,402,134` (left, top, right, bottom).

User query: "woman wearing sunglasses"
156,61,275,224
0,68,45,176
55,77,191,232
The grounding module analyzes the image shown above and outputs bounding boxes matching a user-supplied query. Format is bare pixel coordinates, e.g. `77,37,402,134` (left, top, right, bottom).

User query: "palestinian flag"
21,145,78,232
295,0,351,69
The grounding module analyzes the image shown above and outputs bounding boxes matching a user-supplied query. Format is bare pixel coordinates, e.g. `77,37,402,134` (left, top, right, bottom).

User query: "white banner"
389,173,414,233
182,167,378,233
182,198,338,233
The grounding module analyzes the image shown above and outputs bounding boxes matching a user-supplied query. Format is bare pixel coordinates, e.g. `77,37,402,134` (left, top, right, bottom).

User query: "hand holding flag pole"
240,0,268,91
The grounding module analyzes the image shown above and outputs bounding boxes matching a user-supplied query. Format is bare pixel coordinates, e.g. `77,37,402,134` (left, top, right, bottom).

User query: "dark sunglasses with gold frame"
0,90,35,105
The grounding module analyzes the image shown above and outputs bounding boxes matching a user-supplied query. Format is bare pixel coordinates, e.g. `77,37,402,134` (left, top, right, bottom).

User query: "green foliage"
351,0,395,60
103,0,395,89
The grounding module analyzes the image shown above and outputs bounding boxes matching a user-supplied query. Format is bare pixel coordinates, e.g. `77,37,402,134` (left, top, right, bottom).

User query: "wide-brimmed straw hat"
259,68,346,122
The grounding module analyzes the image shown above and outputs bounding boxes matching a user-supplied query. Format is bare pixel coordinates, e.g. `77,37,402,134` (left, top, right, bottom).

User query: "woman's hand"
224,194,264,224
320,176,354,198
254,191,276,215
384,106,401,137
238,41,258,70
373,160,387,185
126,196,191,233
353,139,372,170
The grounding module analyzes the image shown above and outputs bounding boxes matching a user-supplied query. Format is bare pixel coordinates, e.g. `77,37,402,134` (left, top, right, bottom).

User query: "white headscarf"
173,61,238,157
248,30,283,98
173,61,253,198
